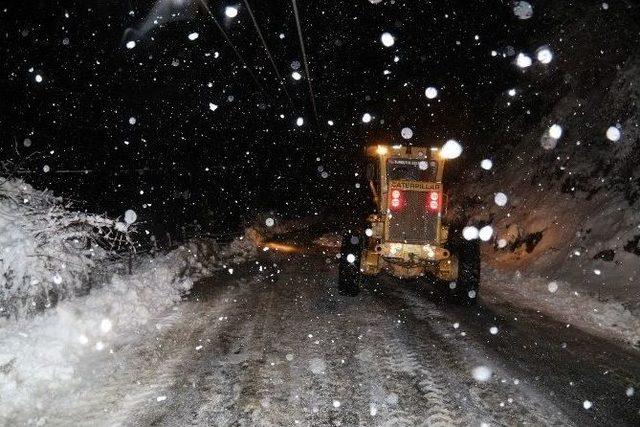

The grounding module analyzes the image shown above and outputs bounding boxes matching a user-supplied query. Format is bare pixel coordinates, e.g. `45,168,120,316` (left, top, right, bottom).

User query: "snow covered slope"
451,4,640,345
0,178,258,421
464,57,639,305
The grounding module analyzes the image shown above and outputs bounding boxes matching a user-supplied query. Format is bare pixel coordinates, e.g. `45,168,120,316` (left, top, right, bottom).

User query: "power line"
242,0,294,108
291,0,320,125
197,0,263,91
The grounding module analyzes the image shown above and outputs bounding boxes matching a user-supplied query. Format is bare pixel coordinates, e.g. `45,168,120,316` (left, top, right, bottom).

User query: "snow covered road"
23,253,640,426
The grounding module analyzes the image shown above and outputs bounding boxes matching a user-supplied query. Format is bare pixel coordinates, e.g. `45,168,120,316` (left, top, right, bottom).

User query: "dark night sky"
1,0,634,234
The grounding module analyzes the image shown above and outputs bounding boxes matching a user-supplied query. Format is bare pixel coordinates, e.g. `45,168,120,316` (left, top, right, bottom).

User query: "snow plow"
339,145,480,304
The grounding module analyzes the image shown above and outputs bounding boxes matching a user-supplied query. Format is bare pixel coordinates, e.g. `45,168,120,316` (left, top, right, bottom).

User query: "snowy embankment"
0,178,133,320
482,269,640,348
457,54,640,347
0,178,257,420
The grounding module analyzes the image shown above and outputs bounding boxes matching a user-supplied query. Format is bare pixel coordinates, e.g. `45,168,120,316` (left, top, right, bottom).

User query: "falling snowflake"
129,117,137,125
536,46,553,64
42,165,50,173
516,53,532,68
472,366,493,382
291,71,302,80
489,326,499,335
188,32,199,41
401,127,413,139
126,40,136,49
479,225,493,241
209,103,218,112
265,218,275,227
309,358,326,375
225,6,238,18
462,226,479,241
440,139,462,159
296,117,304,126
549,124,563,139
346,253,356,263
513,1,533,20
480,159,493,170
583,400,592,410
425,86,438,99
606,125,621,142
386,393,399,405
35,74,43,83
380,32,395,47
124,209,137,224
508,88,516,96
494,192,508,206
548,281,559,293
362,113,372,123
540,133,558,150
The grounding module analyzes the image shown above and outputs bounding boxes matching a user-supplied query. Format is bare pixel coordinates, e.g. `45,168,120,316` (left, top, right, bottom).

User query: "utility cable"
291,0,319,125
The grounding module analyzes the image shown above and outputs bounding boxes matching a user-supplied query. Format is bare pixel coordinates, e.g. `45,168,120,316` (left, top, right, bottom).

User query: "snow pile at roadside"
0,178,132,320
0,221,256,423
219,233,258,263
483,268,640,347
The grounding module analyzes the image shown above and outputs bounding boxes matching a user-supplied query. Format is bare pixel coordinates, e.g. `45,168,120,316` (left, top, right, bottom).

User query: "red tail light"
427,191,440,212
389,189,404,211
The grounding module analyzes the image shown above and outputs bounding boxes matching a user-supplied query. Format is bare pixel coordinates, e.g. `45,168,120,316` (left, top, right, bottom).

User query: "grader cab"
338,144,480,304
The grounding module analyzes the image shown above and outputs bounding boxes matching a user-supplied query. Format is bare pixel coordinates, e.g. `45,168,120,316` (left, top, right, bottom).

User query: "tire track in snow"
389,283,574,426
117,274,264,426
39,251,633,425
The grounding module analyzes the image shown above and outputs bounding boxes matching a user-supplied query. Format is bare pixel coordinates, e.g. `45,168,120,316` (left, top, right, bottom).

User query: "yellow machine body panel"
362,145,457,280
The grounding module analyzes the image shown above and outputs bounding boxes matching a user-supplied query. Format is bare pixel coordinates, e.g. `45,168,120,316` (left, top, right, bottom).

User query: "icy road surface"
39,254,639,426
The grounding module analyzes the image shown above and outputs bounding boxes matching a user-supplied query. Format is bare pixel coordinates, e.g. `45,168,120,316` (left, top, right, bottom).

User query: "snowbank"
0,178,258,421
0,234,256,422
483,268,640,347
0,241,199,418
0,178,133,320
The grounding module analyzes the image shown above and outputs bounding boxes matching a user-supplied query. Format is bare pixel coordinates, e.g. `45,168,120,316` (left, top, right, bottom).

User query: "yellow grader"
338,145,480,304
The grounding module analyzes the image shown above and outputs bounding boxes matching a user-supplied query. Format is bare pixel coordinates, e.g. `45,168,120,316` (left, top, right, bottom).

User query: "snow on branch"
0,177,135,320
